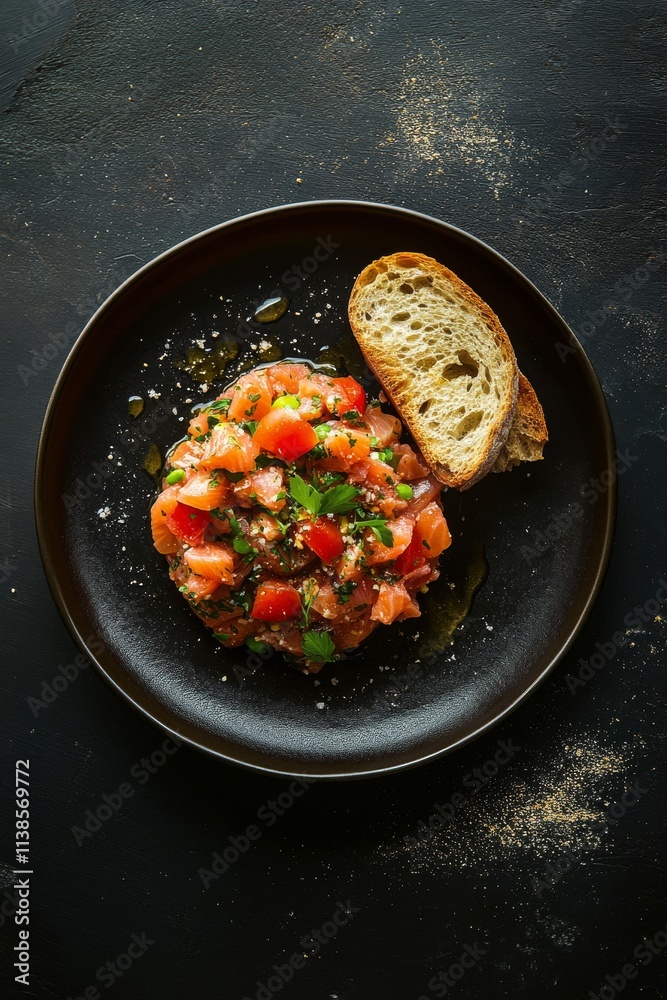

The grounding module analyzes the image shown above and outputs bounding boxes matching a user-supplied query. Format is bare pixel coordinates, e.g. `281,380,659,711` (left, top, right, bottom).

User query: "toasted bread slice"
348,252,519,490
493,373,548,472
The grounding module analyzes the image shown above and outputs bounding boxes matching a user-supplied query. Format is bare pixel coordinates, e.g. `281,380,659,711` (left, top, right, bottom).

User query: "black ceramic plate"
35,201,615,779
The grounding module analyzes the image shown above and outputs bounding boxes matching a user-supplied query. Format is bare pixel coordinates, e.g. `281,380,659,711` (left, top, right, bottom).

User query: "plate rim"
34,199,617,780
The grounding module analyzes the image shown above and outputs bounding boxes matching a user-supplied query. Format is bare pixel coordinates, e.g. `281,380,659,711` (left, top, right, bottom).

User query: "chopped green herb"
209,398,231,412
213,632,230,641
315,423,332,440
207,415,220,427
288,476,360,517
246,637,271,654
233,536,256,555
301,629,336,664
371,523,394,547
242,421,259,436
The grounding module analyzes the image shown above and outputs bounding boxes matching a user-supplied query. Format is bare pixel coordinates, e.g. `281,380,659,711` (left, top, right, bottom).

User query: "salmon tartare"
150,362,452,671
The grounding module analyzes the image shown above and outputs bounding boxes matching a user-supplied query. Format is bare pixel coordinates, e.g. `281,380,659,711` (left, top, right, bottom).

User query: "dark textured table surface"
1,2,666,998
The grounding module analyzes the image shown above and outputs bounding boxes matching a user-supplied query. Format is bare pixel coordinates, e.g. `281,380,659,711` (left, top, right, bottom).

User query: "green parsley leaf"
289,474,322,516
318,483,361,515
223,469,245,483
371,523,394,547
301,629,336,664
242,420,259,436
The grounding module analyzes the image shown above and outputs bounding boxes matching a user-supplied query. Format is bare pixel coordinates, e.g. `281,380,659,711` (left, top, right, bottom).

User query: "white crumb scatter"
486,624,493,631
315,312,322,318
143,363,148,368
316,702,325,710
259,340,272,351
107,453,113,460
212,331,219,338
199,383,209,393
331,677,339,686
185,397,193,404
195,339,205,349
176,381,182,389
97,506,111,519
121,546,126,551
172,407,177,415
147,388,161,399
222,675,227,682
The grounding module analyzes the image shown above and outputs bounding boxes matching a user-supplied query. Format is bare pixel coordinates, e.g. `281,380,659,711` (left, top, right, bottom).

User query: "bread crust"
349,252,519,490
493,373,548,472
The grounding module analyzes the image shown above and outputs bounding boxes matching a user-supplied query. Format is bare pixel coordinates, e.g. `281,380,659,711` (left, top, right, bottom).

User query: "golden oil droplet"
127,395,144,418
254,296,288,323
142,442,162,481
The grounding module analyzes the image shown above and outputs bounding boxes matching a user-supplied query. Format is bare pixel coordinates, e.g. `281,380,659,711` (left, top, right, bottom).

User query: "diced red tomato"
301,517,345,564
183,542,234,584
331,376,366,415
266,363,310,397
251,580,302,622
150,484,182,554
227,372,272,422
364,514,414,565
165,503,212,545
394,534,426,575
363,406,400,445
199,424,259,473
253,407,318,461
371,581,421,624
177,471,228,511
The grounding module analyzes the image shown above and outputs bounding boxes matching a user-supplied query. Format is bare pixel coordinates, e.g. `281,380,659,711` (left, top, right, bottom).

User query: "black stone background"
1,1,665,998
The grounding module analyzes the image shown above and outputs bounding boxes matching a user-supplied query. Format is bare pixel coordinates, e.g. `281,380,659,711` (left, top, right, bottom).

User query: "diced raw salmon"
416,502,452,558
183,543,234,584
169,560,220,602
330,609,379,651
266,363,310,397
364,514,414,565
188,411,211,438
150,484,182,554
233,467,286,510
349,458,398,488
227,372,272,422
177,471,228,511
168,439,204,470
199,424,259,473
405,475,444,514
297,378,326,420
214,616,258,647
370,581,421,624
320,422,372,466
335,543,365,583
363,406,401,446
394,443,430,480
248,511,284,543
